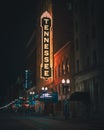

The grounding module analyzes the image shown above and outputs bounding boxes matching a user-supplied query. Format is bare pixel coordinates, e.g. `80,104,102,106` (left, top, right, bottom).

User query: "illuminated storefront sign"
40,11,53,79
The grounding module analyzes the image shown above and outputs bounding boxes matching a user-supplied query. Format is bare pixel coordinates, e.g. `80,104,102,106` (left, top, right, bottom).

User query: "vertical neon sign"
40,11,53,79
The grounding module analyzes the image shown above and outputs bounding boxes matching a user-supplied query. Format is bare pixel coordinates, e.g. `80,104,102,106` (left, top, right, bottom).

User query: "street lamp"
41,87,48,114
29,91,35,106
66,79,70,84
62,79,65,84
61,78,70,99
41,87,48,100
30,91,35,95
42,87,48,91
61,79,70,119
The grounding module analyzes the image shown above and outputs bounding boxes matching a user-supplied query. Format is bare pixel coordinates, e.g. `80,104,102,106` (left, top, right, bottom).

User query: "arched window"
62,61,65,75
58,64,60,77
66,59,70,73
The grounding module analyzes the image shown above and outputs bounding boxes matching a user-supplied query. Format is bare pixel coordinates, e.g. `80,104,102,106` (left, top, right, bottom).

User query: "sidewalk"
13,111,104,126
44,114,104,125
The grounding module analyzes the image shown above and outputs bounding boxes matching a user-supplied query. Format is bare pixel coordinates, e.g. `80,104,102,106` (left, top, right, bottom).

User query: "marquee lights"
40,11,53,79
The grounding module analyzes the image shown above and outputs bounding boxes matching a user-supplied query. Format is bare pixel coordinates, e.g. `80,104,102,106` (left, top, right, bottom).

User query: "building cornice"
54,41,71,57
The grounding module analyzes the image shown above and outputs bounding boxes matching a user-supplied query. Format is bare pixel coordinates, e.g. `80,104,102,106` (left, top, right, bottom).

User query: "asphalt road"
0,111,104,130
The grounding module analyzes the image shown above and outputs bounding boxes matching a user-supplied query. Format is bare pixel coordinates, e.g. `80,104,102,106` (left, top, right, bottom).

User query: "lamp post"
41,87,48,103
29,91,35,105
41,87,48,101
30,91,35,95
61,79,70,99
42,87,48,91
41,87,48,114
61,79,70,119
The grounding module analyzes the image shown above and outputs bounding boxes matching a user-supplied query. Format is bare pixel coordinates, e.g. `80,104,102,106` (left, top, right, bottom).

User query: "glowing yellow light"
44,57,49,62
44,31,49,36
44,43,49,49
44,37,49,43
62,79,65,84
40,11,53,79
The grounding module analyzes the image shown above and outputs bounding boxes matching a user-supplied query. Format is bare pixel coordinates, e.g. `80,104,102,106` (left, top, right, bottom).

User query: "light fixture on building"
42,87,48,91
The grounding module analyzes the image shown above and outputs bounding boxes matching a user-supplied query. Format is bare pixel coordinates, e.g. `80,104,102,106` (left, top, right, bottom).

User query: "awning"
69,92,90,103
39,91,58,103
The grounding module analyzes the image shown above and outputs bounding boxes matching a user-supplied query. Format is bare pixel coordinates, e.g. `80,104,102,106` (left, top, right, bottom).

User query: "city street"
0,111,104,130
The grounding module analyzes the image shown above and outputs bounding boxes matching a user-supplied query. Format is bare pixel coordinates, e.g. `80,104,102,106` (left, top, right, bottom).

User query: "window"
55,68,57,78
87,56,90,66
66,59,70,73
75,21,78,32
93,50,97,65
63,63,66,75
86,34,89,48
62,62,65,75
75,3,78,14
58,65,60,77
91,3,95,17
76,38,79,51
76,60,79,72
92,24,96,39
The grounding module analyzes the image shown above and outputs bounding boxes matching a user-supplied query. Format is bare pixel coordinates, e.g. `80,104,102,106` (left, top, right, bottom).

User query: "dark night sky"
0,0,103,99
0,0,37,97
